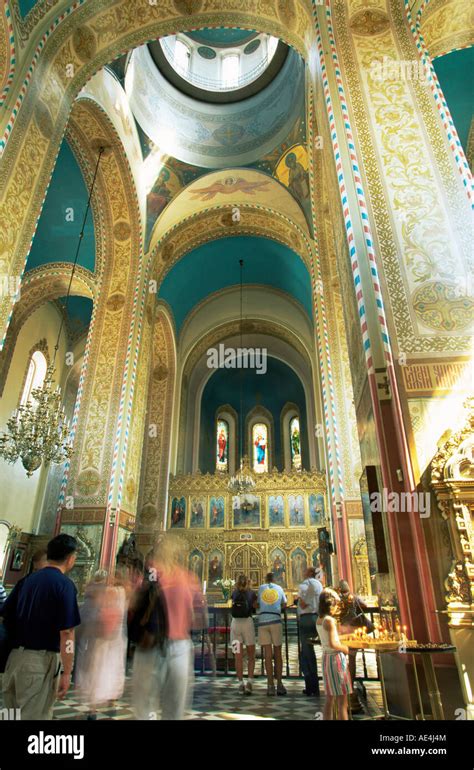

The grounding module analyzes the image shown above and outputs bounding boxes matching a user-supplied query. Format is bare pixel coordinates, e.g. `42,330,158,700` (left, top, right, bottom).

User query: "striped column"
312,0,442,638
54,291,99,533
0,2,15,108
307,87,353,584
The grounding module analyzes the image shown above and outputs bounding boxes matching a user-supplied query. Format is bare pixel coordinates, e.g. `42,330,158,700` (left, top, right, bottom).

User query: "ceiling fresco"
126,44,305,168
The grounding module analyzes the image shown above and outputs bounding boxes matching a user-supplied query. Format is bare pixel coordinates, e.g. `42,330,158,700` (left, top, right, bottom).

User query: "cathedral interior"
0,0,472,724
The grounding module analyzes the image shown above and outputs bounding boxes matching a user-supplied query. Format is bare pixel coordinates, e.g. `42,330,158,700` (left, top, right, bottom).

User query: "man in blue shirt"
297,566,322,696
2,534,81,719
257,572,287,696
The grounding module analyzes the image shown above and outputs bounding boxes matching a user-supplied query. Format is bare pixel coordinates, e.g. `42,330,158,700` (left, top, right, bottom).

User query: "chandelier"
0,369,73,476
227,258,256,501
0,147,106,477
228,466,256,497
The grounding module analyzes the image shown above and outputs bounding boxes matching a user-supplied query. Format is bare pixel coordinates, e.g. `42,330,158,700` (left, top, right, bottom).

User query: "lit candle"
203,581,207,595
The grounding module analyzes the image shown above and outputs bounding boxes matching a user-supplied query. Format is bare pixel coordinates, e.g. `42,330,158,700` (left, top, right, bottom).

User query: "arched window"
222,53,240,87
20,349,48,407
289,416,302,471
216,418,229,472
174,38,191,75
252,423,268,473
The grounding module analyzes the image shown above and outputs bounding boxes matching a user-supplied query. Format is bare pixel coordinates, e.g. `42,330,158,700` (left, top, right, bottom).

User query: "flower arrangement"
214,578,235,602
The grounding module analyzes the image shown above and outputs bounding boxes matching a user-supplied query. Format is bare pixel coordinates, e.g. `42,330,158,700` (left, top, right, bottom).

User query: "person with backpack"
230,574,257,695
131,535,203,720
257,572,287,696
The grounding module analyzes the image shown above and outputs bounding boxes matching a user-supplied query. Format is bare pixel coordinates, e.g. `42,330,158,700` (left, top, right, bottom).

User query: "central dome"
148,28,288,104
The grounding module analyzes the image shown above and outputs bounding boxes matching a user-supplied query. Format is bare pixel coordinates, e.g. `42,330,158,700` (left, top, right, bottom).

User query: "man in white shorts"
257,572,287,696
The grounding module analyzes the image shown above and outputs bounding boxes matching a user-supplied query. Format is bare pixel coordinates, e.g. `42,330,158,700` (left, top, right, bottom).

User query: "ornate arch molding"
0,263,94,396
137,304,177,534
177,318,313,474
0,0,314,342
416,0,474,59
150,205,314,287
431,396,474,719
59,97,143,507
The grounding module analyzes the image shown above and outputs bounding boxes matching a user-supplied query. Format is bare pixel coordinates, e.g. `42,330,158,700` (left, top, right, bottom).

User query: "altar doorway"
229,544,265,589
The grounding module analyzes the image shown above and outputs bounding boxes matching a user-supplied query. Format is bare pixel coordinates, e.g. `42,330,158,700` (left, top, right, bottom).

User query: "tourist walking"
316,589,352,720
132,535,204,720
75,570,127,719
231,574,257,695
2,534,80,719
297,566,322,696
257,572,287,696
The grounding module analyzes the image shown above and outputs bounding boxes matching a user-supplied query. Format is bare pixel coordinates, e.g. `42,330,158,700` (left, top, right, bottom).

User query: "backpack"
232,590,251,619
128,579,168,650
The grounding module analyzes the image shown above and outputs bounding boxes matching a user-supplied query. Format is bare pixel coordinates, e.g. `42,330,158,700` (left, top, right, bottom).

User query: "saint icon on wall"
309,493,325,527
289,494,305,526
291,548,307,586
170,496,186,528
190,497,205,528
189,549,204,583
208,550,224,584
209,496,225,528
269,494,284,527
270,548,287,587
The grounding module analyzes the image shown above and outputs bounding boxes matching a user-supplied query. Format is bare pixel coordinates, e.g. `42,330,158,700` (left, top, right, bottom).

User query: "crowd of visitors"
0,533,367,721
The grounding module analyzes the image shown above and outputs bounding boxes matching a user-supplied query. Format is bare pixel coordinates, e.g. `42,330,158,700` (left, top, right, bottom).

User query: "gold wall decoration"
137,306,176,533
401,360,472,396
420,0,474,58
59,100,142,514
332,0,471,354
166,464,327,591
0,0,314,347
431,397,474,718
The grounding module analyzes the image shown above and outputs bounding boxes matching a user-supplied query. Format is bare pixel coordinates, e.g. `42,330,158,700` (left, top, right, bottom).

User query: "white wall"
0,303,68,533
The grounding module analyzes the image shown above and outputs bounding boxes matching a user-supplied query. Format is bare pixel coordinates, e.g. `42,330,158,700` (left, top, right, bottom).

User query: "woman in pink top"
132,535,204,720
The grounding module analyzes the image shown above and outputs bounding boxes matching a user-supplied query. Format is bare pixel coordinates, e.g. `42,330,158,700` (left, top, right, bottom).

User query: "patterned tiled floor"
0,643,384,721
4,671,381,722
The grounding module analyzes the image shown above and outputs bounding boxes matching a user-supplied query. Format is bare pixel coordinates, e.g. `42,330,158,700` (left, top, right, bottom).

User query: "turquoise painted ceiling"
26,139,96,274
434,47,474,152
158,236,313,334
18,0,38,17
59,296,93,336
187,29,256,46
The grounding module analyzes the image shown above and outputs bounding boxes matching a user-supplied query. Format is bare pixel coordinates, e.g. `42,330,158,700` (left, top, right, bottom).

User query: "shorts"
258,623,282,646
230,618,256,648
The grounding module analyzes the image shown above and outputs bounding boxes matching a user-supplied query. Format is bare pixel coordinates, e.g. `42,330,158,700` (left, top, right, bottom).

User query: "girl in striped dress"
316,588,352,720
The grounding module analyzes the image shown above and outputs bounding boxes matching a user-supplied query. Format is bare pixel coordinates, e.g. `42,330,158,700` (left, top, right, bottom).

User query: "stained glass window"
252,423,268,473
290,416,302,470
216,418,229,471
